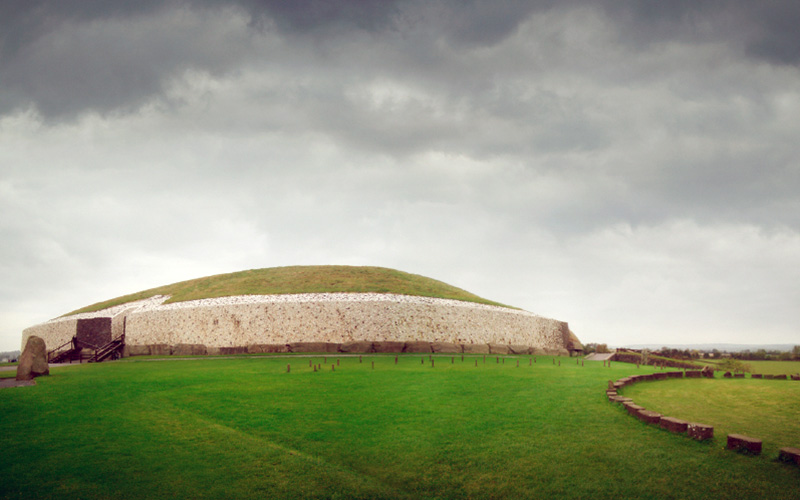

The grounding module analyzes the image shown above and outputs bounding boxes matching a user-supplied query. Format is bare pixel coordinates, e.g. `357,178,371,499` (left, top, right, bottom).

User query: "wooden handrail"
47,337,77,363
89,333,126,363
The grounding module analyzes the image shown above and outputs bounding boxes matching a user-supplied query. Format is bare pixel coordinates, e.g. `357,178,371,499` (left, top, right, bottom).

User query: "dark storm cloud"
3,0,800,120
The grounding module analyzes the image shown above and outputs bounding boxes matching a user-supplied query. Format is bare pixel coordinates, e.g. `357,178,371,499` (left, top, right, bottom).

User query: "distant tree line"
581,345,800,362
729,346,800,361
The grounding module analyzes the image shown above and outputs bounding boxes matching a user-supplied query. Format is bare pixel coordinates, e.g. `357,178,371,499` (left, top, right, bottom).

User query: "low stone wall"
607,369,800,465
22,293,572,355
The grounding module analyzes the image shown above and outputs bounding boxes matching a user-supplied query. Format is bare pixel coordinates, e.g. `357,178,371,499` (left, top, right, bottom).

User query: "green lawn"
2,356,799,499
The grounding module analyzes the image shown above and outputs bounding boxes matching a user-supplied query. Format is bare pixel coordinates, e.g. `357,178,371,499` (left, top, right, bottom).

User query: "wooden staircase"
89,334,125,362
48,334,125,364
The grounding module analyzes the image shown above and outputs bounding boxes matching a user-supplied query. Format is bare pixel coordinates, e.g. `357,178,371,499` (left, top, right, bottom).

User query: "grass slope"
2,356,799,499
66,266,512,316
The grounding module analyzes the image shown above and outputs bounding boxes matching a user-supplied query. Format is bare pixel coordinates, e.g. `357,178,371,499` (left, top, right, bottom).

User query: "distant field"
66,265,513,315
622,377,800,457
2,355,799,499
700,359,800,375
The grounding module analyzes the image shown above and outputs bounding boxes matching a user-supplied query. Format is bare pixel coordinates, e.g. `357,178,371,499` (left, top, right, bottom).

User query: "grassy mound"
2,356,799,499
66,265,512,316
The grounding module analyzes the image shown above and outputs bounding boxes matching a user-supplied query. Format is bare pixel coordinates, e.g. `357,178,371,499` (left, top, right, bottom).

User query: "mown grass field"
2,356,799,500
66,266,512,315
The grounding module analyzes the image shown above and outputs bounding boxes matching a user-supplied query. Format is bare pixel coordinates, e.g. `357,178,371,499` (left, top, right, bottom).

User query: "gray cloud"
4,1,800,120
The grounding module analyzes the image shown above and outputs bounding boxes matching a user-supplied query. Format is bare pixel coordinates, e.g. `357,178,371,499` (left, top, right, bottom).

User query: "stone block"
701,366,715,378
172,344,207,356
403,341,432,353
723,371,732,378
778,447,800,466
764,374,774,379
462,343,490,354
219,346,248,355
773,374,787,380
488,344,509,354
338,341,374,353
685,371,702,378
727,434,762,455
791,375,800,381
149,344,171,356
125,344,151,356
659,417,689,434
653,372,667,380
431,342,461,353
687,423,714,441
734,373,745,378
666,371,684,378
16,336,49,381
606,390,617,399
637,410,662,425
372,341,405,353
624,402,645,415
207,347,222,356
508,345,531,355
288,342,339,353
751,374,762,379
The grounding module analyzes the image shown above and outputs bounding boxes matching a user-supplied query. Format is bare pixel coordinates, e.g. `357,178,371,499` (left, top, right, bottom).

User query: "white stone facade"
22,293,571,353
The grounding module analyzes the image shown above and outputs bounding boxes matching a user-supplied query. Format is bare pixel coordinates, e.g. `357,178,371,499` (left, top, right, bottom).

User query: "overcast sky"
2,0,799,351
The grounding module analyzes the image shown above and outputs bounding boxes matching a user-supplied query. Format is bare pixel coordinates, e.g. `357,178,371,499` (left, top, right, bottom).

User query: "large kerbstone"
172,343,207,356
149,344,171,356
288,342,339,353
16,336,49,381
125,344,151,356
339,341,374,353
431,342,461,353
403,341,432,353
508,344,531,355
372,341,405,353
488,344,509,354
462,343,490,354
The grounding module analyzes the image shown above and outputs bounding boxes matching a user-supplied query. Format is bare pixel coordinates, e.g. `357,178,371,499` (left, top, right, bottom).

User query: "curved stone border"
606,369,800,465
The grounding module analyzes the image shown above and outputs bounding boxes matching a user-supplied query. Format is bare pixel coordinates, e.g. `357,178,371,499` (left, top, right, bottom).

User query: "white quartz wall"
23,294,570,352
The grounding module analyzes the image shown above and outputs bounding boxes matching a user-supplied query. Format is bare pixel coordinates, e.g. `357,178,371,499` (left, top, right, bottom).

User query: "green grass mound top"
67,265,512,316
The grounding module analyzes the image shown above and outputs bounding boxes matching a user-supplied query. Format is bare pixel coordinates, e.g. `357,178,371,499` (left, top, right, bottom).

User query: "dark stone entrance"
76,317,112,348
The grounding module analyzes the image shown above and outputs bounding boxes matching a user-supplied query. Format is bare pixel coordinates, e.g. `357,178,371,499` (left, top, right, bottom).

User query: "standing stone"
16,336,49,381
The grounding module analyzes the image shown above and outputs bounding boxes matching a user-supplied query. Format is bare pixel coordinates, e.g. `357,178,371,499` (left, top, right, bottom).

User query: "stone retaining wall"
22,293,572,355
